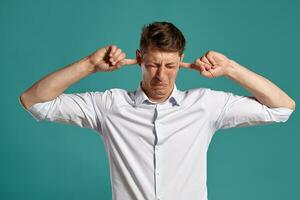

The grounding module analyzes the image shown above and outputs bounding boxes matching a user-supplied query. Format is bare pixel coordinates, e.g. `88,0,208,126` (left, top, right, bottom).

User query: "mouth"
152,82,168,87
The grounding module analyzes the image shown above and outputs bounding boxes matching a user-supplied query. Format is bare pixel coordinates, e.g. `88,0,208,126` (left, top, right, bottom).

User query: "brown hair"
139,21,186,56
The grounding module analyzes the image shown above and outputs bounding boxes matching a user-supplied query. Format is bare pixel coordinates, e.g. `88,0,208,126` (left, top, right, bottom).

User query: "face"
136,47,184,103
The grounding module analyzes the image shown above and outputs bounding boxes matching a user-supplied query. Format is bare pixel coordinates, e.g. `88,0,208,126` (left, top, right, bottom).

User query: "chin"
153,88,168,95
153,85,167,91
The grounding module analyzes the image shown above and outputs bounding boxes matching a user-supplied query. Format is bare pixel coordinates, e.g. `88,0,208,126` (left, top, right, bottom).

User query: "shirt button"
155,146,159,151
156,170,160,175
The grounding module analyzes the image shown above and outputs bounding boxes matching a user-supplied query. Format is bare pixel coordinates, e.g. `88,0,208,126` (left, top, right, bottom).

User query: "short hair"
139,21,186,56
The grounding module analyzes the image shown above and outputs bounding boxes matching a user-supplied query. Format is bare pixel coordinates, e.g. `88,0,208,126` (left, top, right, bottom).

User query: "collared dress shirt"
22,83,294,200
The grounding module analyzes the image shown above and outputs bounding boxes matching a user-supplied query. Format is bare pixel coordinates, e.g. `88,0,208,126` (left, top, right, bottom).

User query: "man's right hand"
88,45,138,72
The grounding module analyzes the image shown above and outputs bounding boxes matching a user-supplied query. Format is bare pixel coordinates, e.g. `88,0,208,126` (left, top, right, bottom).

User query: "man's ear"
180,53,185,62
136,49,142,66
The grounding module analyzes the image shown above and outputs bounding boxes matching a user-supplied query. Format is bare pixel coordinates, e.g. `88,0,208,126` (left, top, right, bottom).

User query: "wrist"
74,56,97,75
225,59,241,78
82,56,98,74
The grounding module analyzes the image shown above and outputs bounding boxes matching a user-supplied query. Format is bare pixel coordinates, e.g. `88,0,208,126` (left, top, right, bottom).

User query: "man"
20,22,295,200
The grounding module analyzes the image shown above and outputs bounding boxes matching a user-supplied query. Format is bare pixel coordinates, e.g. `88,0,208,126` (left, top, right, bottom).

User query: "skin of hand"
89,45,137,72
180,50,231,78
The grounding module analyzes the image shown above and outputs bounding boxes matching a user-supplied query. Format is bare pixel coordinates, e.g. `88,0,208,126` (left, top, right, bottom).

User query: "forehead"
142,50,180,63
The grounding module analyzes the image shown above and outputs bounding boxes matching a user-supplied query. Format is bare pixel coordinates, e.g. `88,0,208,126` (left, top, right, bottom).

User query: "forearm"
226,60,296,110
20,56,95,109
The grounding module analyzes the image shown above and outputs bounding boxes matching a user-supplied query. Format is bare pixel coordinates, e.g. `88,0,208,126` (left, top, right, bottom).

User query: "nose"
156,66,165,80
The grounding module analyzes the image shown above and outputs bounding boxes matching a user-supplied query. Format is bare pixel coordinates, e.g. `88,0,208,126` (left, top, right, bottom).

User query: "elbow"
283,98,296,110
19,92,32,110
289,99,296,110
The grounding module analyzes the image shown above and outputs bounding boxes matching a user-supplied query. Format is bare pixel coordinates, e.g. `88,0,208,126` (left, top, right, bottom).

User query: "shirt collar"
134,82,181,106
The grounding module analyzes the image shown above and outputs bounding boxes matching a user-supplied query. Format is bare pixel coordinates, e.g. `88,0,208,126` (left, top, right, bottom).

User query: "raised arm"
20,45,137,109
223,59,295,110
180,51,296,110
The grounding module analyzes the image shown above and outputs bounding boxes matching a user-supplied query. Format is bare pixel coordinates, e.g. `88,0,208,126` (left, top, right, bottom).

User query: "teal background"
1,0,299,199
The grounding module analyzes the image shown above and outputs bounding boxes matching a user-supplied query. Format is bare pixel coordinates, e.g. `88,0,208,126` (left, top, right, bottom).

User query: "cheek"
142,66,155,79
168,69,179,80
148,68,158,78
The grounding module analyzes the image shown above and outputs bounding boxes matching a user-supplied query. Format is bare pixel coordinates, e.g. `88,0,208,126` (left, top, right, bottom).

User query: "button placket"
154,105,162,199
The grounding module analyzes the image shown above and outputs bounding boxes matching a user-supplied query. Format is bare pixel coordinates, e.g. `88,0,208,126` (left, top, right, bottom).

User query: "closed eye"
145,64,157,68
145,64,176,69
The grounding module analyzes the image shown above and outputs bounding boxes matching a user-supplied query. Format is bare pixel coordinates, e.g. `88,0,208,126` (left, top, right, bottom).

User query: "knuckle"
111,45,117,50
120,53,126,59
206,50,213,57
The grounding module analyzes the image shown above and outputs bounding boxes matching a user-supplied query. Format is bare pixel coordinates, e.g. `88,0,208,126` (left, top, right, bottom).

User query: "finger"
115,52,126,64
200,56,213,67
196,58,212,70
112,48,122,59
180,62,193,68
121,58,138,66
109,45,117,57
205,51,217,65
201,69,214,78
104,46,110,53
110,48,122,65
114,53,127,68
185,63,204,73
202,61,212,71
198,64,206,72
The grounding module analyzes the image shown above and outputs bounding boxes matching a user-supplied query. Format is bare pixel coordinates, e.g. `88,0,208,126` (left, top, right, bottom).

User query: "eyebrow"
146,62,177,65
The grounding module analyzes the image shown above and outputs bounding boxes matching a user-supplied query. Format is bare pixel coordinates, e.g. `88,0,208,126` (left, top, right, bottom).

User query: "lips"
152,82,167,87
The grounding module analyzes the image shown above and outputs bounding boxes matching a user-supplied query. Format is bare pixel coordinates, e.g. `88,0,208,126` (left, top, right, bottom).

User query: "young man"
20,22,295,200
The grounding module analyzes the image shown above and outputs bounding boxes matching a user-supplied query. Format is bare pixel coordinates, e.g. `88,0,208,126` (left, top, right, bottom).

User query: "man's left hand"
180,50,233,78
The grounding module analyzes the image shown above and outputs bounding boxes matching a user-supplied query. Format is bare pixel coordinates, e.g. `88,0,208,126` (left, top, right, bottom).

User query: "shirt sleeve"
20,91,113,133
207,89,294,130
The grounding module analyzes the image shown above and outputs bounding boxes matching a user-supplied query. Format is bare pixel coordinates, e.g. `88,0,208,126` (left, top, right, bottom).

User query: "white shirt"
23,83,293,200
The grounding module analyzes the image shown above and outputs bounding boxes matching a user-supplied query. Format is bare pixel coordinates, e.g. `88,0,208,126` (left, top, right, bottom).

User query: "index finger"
180,62,193,68
122,58,138,66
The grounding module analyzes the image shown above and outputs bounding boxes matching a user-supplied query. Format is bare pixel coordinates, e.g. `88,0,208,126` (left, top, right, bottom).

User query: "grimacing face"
136,48,184,103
